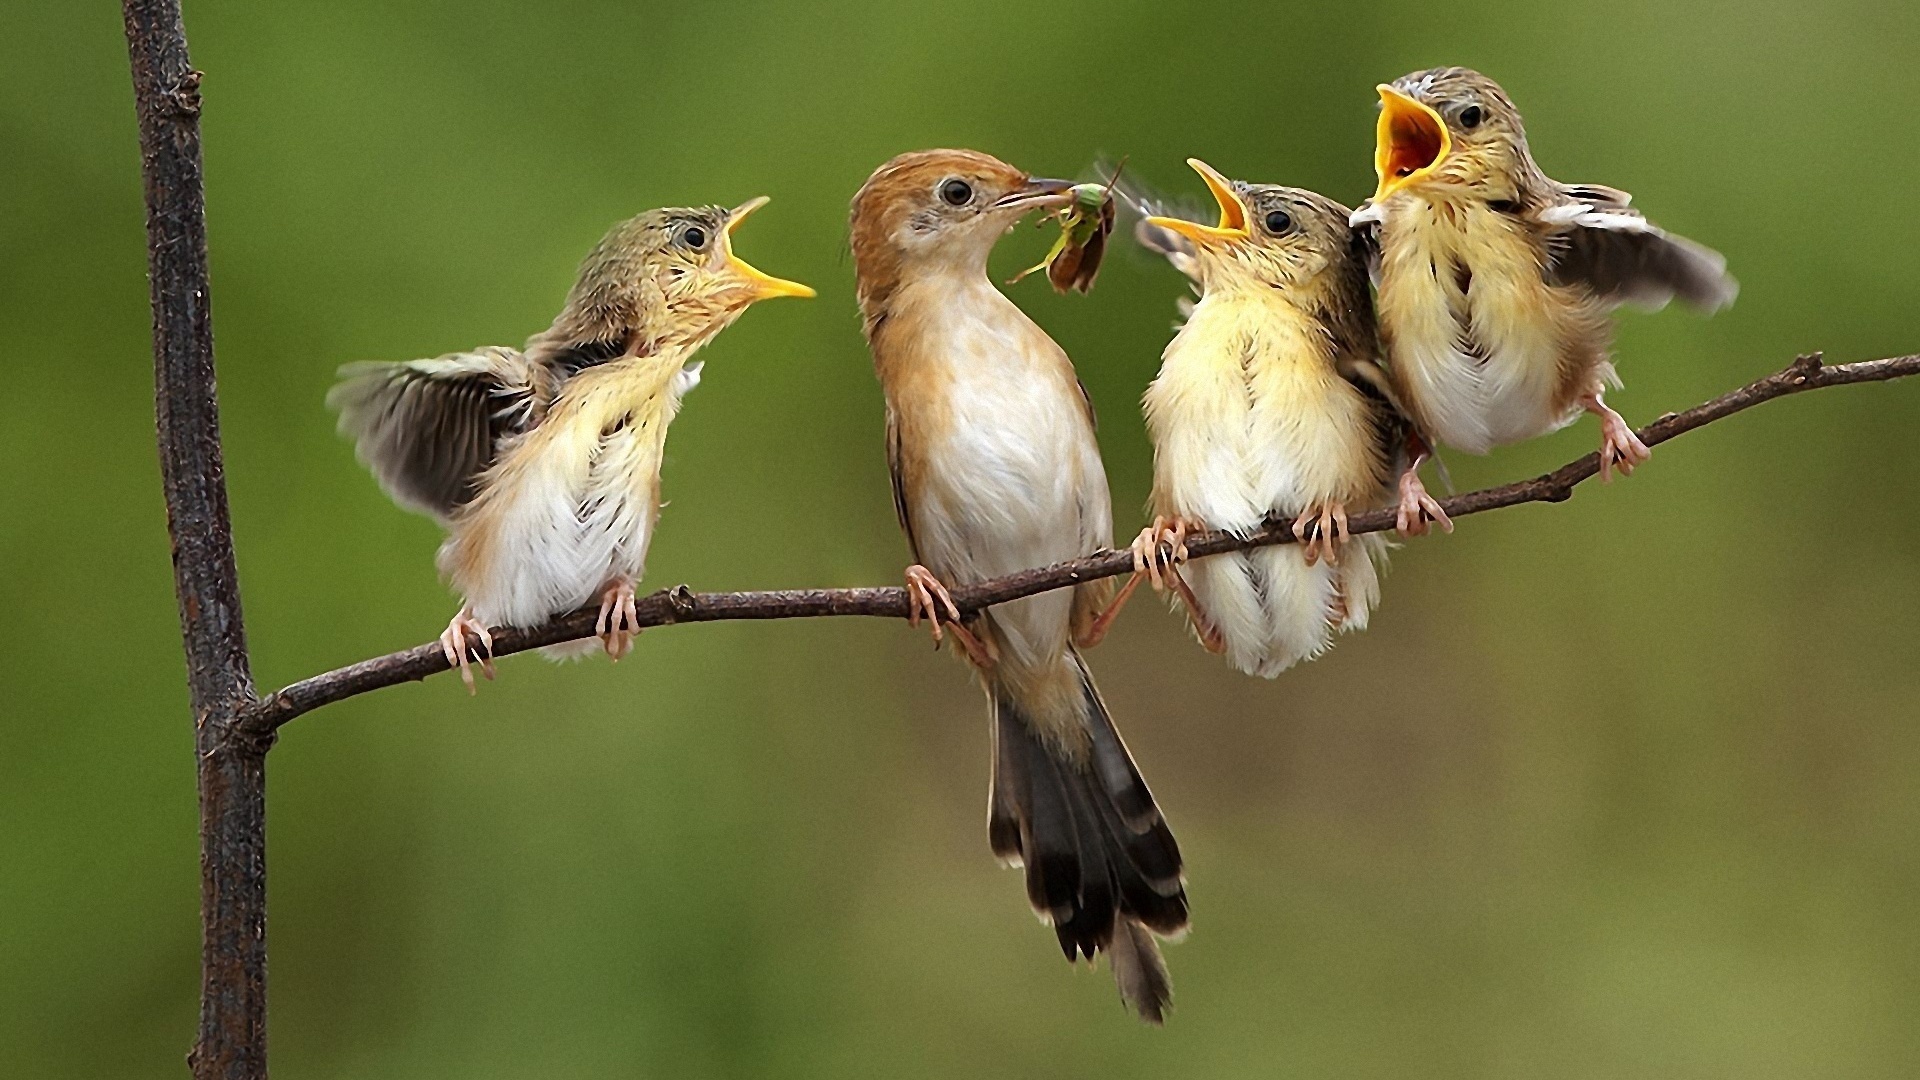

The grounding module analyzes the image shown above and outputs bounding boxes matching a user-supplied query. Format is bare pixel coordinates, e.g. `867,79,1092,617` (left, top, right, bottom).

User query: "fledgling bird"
1133,159,1440,678
1352,67,1737,479
850,149,1188,1023
330,201,812,687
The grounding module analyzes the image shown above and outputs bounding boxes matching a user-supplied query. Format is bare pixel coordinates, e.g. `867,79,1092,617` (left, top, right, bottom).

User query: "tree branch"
122,1,269,1076
247,350,1920,735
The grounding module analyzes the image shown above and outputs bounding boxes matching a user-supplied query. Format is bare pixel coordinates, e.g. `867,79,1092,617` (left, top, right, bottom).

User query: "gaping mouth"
991,177,1076,213
1372,85,1451,202
722,197,815,300
1143,158,1249,246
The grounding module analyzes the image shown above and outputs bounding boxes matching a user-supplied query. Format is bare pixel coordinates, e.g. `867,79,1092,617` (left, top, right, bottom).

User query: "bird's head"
552,199,813,357
1144,159,1357,294
848,149,1074,313
1369,67,1532,205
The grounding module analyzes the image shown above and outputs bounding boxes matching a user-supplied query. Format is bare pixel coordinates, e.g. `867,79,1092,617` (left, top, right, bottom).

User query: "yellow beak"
1372,85,1451,202
723,197,815,300
1143,158,1249,246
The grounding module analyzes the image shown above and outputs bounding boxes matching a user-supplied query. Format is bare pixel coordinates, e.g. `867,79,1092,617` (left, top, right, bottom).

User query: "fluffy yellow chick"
1135,159,1437,678
1353,67,1736,478
331,200,811,686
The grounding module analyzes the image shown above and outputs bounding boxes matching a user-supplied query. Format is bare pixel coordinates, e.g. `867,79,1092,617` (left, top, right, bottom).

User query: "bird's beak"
1143,158,1249,247
1372,84,1451,202
991,177,1075,213
722,197,815,300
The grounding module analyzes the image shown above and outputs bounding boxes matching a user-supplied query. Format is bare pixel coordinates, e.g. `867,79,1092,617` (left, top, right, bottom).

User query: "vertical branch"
121,1,269,1077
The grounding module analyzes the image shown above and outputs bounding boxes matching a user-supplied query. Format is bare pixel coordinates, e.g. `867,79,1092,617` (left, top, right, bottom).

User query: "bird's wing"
328,346,554,522
1538,187,1738,313
884,410,923,565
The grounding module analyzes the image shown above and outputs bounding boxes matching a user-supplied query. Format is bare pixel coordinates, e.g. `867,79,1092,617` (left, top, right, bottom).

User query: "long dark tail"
987,650,1188,1023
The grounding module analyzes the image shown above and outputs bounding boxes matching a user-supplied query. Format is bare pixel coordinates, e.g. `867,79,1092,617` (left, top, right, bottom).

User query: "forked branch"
246,350,1920,736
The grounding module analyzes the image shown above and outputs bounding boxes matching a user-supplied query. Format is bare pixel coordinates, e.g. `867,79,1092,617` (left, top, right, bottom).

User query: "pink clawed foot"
1584,392,1651,483
1127,516,1225,654
1395,468,1453,537
1291,502,1351,566
595,578,641,660
439,606,495,694
904,564,995,669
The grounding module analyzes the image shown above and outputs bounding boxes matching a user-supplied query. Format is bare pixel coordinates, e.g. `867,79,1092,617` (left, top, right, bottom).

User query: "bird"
1132,158,1441,678
330,199,813,688
850,149,1188,1022
1351,66,1737,480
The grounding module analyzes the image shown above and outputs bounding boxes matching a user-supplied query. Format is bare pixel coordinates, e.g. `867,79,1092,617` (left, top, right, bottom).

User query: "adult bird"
1352,67,1736,479
850,149,1188,1022
1134,159,1440,678
331,200,812,687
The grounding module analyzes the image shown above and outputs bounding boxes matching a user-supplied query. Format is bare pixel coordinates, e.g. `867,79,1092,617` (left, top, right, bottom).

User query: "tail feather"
988,651,1187,1023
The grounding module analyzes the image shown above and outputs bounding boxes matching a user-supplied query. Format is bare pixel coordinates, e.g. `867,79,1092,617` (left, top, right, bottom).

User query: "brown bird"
1131,159,1444,677
1352,67,1736,479
850,149,1188,1022
331,200,812,686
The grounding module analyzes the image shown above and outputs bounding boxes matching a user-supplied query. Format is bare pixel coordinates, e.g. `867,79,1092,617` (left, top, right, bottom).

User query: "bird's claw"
1129,515,1193,592
439,607,495,694
1291,502,1350,566
595,578,642,661
903,565,994,668
1586,392,1652,483
1395,469,1453,537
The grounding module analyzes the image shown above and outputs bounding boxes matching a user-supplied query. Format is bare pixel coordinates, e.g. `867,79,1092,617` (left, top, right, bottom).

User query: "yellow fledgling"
1135,160,1439,678
1352,67,1736,479
329,200,811,687
851,149,1187,1024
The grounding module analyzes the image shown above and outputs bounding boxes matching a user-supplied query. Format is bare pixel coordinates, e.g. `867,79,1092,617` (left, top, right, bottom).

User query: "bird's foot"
439,606,495,694
904,564,995,669
1395,468,1453,537
1127,516,1224,653
1129,515,1193,591
1584,392,1651,482
1291,501,1351,566
595,578,641,661
1075,569,1143,650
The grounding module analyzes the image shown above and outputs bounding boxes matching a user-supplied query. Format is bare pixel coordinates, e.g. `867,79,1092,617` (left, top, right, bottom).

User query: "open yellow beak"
1372,85,1451,202
1143,158,1249,246
723,197,815,300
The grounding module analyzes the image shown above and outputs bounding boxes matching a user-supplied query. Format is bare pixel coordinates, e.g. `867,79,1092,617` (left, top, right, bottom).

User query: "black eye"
680,225,708,249
1264,209,1293,234
1458,104,1483,129
939,178,974,206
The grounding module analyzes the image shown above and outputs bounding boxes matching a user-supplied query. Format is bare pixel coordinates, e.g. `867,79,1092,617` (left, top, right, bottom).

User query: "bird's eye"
679,225,708,249
939,178,974,207
1264,209,1293,234
1458,104,1484,129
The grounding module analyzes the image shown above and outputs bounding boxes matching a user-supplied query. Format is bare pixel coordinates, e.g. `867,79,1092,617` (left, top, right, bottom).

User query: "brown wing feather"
884,410,923,564
328,347,555,522
1542,187,1737,312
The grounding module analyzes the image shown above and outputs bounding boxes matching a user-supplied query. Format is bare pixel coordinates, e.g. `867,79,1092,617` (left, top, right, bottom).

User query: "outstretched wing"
328,347,555,522
1540,186,1737,312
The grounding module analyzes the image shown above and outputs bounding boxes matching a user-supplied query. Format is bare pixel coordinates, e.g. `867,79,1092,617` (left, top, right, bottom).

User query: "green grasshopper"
1009,160,1124,295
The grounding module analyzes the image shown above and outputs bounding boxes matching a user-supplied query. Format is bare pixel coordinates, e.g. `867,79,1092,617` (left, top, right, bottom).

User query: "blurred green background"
6,1,1919,1077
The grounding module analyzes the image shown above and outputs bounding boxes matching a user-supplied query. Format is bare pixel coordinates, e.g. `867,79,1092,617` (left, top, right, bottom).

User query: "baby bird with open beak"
331,200,812,687
1134,160,1435,678
850,150,1188,1023
1353,67,1736,479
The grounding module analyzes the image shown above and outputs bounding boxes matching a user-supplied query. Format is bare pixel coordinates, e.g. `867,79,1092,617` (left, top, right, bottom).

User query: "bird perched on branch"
330,200,812,688
1133,159,1442,678
850,149,1188,1022
1352,66,1736,479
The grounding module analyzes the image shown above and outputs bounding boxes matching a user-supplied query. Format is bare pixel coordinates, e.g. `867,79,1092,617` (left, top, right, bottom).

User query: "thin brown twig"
246,350,1920,736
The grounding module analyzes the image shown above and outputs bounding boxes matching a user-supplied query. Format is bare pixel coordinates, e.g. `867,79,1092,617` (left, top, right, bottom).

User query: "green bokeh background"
6,1,1919,1076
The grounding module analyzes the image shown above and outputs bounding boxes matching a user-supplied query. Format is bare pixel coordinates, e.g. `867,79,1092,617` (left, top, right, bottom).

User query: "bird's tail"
987,650,1188,1023
1187,537,1389,679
